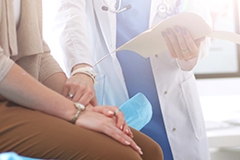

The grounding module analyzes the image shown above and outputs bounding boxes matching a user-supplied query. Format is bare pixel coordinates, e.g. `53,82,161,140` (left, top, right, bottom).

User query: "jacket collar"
149,0,162,26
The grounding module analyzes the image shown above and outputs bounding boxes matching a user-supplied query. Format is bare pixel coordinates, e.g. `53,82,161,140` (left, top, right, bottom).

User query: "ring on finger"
181,48,189,54
68,93,74,98
114,109,121,116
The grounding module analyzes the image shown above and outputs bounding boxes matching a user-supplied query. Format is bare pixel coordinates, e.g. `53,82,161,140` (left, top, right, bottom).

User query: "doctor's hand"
75,108,142,155
62,72,98,107
162,26,205,61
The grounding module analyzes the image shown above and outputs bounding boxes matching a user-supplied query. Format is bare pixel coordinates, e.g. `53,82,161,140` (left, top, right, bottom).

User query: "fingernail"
120,125,123,130
126,129,129,134
162,32,166,37
167,30,171,35
183,29,187,35
125,141,131,145
107,110,114,115
174,27,179,33
137,146,143,155
129,130,134,138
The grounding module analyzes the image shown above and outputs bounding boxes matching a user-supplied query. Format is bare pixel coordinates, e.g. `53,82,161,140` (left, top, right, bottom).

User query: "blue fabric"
116,0,173,159
119,92,152,130
0,152,40,160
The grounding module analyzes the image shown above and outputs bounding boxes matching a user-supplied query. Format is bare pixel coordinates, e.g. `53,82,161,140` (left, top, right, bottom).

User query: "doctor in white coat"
46,0,212,159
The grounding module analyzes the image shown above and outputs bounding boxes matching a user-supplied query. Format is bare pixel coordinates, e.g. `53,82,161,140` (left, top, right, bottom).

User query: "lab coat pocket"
181,76,205,141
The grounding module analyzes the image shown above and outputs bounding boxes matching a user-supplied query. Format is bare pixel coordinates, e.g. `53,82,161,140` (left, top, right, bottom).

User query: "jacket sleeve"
39,52,63,82
0,46,14,83
46,0,93,76
176,0,212,71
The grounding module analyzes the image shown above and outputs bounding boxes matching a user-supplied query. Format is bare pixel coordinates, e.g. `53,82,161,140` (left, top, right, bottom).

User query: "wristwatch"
71,102,86,124
70,66,97,83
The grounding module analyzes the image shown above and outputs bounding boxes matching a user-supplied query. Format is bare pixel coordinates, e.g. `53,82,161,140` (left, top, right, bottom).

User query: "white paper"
115,12,240,58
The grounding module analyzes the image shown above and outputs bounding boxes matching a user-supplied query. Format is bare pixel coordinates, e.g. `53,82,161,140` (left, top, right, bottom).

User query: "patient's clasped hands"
74,104,143,155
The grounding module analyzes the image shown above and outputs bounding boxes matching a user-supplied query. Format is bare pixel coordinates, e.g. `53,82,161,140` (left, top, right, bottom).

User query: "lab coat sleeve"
176,0,212,71
52,0,93,76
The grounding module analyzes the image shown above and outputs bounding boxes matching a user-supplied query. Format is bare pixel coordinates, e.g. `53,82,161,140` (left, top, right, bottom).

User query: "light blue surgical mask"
119,92,153,131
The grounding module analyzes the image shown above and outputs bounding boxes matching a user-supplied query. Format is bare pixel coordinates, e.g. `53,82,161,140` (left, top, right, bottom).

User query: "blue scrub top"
116,0,173,159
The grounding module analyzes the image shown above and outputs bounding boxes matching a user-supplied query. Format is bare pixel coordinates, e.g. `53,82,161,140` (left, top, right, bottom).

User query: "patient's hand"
91,105,133,138
76,108,141,155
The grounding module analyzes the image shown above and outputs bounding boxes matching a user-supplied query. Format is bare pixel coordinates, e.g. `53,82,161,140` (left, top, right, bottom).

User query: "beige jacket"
0,0,62,82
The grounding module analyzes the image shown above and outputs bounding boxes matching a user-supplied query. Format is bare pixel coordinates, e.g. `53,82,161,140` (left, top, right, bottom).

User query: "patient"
0,0,163,159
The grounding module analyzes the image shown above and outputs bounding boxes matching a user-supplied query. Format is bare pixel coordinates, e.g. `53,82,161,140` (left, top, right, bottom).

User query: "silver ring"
181,49,189,54
114,109,120,116
68,93,74,98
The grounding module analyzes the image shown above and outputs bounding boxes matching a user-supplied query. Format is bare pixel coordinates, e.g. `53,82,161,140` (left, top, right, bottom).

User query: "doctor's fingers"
163,27,200,60
162,30,177,59
63,75,96,106
89,96,98,106
62,79,72,98
180,28,204,60
62,76,81,99
73,74,96,106
73,88,97,106
163,28,185,60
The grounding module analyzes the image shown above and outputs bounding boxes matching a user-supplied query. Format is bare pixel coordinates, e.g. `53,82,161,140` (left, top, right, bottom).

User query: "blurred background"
194,0,240,159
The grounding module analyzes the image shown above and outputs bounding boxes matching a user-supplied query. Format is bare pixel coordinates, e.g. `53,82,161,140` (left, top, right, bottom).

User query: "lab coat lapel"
149,0,161,26
93,0,116,53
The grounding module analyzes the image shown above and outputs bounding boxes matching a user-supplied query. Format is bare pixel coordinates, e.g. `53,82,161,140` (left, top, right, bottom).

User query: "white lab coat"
49,0,212,159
